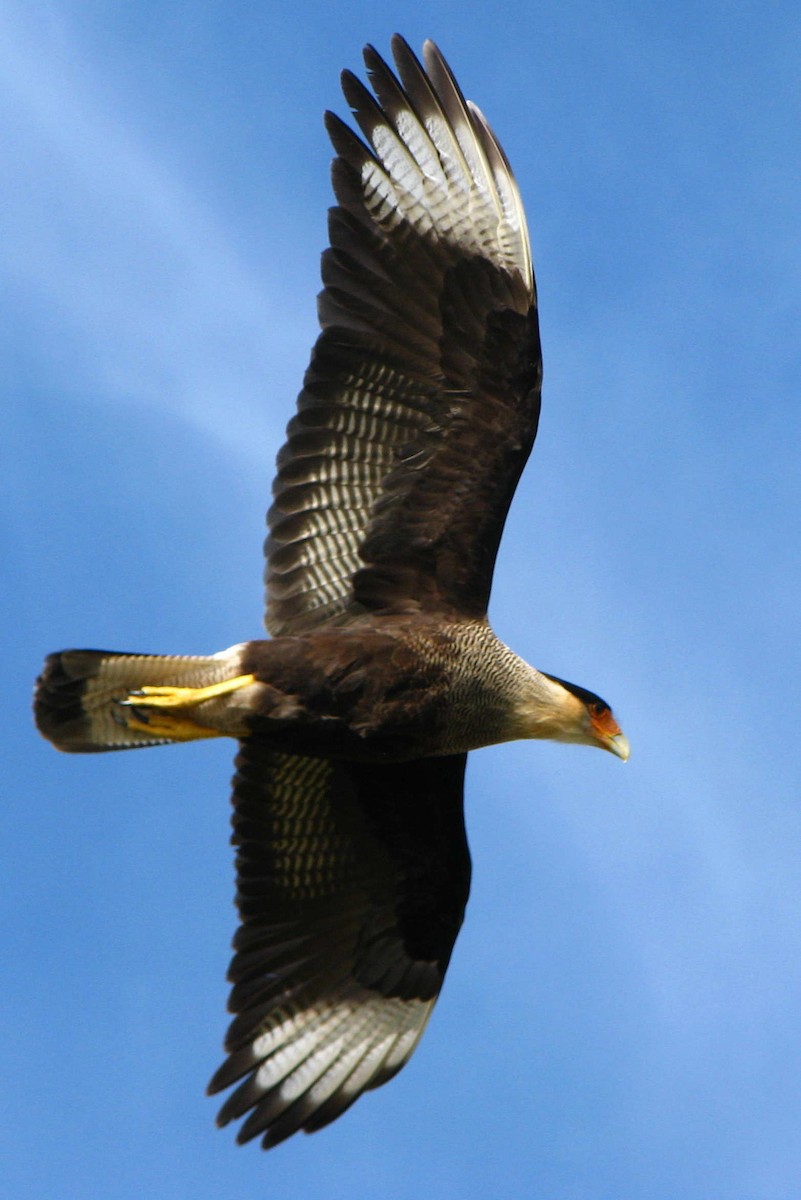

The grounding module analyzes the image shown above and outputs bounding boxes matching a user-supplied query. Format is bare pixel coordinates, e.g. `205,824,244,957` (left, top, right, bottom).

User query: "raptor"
35,36,628,1150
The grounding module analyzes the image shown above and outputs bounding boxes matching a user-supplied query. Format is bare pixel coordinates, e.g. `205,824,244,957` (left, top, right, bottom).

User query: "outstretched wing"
208,743,470,1149
266,36,541,635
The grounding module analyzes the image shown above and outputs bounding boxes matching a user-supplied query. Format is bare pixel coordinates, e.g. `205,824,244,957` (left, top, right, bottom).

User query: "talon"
113,673,257,742
119,675,257,711
117,700,223,742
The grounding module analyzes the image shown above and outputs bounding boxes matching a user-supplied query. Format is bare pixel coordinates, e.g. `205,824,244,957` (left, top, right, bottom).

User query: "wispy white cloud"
1,3,307,463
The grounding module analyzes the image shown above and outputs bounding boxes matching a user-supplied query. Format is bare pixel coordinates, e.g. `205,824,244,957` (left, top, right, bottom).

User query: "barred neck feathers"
444,622,628,759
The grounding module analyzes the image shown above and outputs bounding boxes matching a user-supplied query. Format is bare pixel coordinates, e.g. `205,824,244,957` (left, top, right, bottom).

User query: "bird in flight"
35,35,628,1150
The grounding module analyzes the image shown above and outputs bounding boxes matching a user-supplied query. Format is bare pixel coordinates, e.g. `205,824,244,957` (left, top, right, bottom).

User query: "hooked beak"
605,731,630,761
587,705,630,761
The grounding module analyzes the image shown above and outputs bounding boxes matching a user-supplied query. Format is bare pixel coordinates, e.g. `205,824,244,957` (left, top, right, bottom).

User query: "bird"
34,35,628,1151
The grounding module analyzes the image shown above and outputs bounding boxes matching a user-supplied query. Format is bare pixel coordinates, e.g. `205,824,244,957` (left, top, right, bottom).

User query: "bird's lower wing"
208,743,470,1149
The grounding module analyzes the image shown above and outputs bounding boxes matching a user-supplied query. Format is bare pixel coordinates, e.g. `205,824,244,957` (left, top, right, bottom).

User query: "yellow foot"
121,708,223,742
117,673,257,741
120,674,257,710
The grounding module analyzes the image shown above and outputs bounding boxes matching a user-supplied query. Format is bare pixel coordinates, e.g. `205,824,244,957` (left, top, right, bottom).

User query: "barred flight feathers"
208,746,469,1149
266,35,541,636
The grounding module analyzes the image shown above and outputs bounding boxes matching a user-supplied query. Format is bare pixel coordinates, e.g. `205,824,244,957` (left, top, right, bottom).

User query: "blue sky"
4,1,801,1197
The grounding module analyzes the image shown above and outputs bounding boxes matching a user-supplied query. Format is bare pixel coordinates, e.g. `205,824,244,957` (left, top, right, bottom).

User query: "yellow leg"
118,673,257,741
121,709,224,742
119,674,257,710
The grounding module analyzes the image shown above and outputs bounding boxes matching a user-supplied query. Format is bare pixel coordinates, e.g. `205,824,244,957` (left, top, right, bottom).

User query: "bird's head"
515,671,630,760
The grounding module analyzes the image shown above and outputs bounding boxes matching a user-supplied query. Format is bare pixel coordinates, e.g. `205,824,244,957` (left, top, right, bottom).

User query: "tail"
34,648,247,752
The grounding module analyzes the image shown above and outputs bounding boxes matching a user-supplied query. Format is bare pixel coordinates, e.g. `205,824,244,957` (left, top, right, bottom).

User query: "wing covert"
266,37,541,634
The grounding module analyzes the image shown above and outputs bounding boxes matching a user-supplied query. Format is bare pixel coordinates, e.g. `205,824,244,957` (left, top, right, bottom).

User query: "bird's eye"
590,701,606,716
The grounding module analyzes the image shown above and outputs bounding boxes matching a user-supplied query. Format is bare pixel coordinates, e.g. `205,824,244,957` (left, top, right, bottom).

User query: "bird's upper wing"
266,36,541,635
208,742,470,1149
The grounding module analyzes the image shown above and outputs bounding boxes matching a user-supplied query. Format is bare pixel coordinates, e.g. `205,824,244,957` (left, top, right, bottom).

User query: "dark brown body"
237,617,535,762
